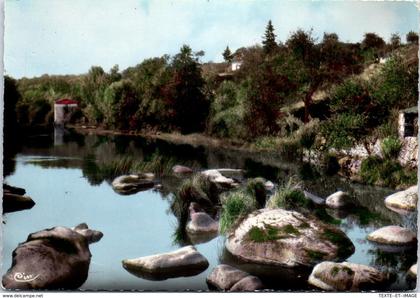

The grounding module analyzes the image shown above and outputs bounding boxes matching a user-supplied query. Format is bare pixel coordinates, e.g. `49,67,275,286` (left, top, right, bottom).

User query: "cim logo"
13,272,40,282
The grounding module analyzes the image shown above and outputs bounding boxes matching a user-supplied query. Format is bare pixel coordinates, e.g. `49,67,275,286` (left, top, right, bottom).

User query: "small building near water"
54,98,79,126
398,106,418,167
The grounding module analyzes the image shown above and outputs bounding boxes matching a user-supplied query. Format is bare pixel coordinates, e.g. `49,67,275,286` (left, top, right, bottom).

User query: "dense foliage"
7,23,418,189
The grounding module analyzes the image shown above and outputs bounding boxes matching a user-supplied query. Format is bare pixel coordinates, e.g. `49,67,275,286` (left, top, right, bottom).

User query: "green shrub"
360,156,383,185
220,191,257,234
321,113,366,150
360,156,417,188
381,136,402,159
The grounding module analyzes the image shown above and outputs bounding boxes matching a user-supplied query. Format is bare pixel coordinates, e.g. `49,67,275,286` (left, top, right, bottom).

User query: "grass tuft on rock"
246,177,267,208
219,190,257,234
266,178,308,210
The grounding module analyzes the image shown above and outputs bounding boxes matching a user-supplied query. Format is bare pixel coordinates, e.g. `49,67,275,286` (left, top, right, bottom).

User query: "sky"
4,0,419,78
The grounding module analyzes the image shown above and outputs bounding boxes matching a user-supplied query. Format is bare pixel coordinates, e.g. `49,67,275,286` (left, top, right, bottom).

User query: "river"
2,128,417,291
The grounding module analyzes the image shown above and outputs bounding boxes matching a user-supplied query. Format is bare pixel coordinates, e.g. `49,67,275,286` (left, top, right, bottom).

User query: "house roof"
55,99,79,105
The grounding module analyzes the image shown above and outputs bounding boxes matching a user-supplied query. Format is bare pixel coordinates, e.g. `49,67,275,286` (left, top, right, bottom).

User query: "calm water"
2,129,417,291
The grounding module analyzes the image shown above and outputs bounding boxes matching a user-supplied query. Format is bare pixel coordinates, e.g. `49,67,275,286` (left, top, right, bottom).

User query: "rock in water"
122,246,209,281
172,165,193,174
229,276,264,292
2,224,103,290
308,261,389,291
3,193,35,213
186,212,219,234
3,184,35,213
201,170,238,188
111,174,155,195
206,264,264,291
367,226,417,246
225,209,354,268
207,264,250,290
325,191,352,208
385,185,417,213
408,264,417,279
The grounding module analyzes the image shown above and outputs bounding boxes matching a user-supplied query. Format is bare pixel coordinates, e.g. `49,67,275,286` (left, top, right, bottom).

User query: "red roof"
55,99,79,105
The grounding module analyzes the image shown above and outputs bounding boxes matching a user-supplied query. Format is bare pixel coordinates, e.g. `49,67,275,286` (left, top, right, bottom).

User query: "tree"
361,33,386,50
262,20,278,54
406,31,419,45
165,45,209,133
223,46,233,63
390,33,401,49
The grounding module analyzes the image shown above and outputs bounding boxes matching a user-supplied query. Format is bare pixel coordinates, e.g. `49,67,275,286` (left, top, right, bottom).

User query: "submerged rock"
2,224,103,290
408,264,417,279
385,185,417,213
3,184,35,213
111,174,155,195
225,209,354,268
122,245,209,281
325,191,352,208
308,261,389,291
172,165,193,174
367,226,417,246
207,264,264,291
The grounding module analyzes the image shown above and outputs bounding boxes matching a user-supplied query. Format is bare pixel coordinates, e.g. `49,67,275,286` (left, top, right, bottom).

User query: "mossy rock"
225,209,355,268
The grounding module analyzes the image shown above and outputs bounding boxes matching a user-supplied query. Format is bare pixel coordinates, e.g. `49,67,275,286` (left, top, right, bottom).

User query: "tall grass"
266,177,308,210
219,191,257,234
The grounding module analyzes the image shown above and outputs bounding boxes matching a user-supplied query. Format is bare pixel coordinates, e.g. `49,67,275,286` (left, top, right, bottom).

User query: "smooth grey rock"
308,261,389,291
229,275,264,292
186,212,219,234
385,185,417,213
111,174,154,195
2,224,102,290
201,170,238,188
207,264,250,290
326,191,352,208
172,165,193,174
367,225,416,246
122,245,209,281
225,209,354,268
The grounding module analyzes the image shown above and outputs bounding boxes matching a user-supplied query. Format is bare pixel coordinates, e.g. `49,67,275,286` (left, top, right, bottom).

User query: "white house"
54,98,79,126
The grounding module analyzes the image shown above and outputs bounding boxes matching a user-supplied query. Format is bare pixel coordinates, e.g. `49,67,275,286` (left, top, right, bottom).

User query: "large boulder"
3,184,35,213
206,264,263,291
122,245,209,281
308,261,389,291
367,226,417,246
225,209,354,268
385,185,417,213
111,174,155,195
325,191,352,208
2,224,103,290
